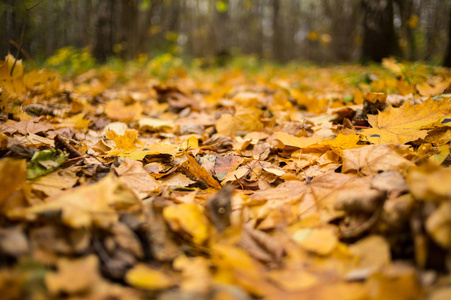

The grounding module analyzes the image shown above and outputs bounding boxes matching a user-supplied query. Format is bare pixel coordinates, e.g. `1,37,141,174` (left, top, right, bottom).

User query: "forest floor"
1,54,451,300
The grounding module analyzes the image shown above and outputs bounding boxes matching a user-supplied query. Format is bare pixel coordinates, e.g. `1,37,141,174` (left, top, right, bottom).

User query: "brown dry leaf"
362,98,451,144
214,155,245,178
221,167,249,185
0,117,53,135
185,153,222,189
160,172,195,187
342,144,413,175
240,225,285,264
251,172,357,224
114,157,160,198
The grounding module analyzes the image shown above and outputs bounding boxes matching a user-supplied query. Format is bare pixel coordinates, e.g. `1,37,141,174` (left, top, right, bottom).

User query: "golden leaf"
125,264,174,290
275,132,323,149
362,99,451,144
163,203,210,244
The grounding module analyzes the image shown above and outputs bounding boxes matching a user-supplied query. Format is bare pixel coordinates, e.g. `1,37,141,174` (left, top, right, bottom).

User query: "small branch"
54,134,83,158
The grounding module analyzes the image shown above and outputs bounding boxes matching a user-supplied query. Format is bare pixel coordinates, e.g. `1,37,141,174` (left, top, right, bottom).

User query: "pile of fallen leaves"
1,53,451,300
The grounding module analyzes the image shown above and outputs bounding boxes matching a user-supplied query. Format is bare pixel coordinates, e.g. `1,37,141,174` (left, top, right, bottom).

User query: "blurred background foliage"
1,0,451,71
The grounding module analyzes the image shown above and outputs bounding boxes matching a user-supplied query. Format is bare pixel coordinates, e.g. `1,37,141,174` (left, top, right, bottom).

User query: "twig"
54,134,83,158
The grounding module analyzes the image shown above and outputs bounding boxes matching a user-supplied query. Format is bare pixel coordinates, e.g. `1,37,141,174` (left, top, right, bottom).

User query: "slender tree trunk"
120,0,138,60
444,2,451,67
214,0,230,55
361,0,400,62
93,0,114,62
4,0,27,56
272,0,283,61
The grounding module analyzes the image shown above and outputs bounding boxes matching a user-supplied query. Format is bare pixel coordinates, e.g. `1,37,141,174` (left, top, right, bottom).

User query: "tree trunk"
213,0,230,56
272,0,284,61
120,0,139,60
93,0,114,62
3,0,28,56
361,0,400,62
444,2,451,67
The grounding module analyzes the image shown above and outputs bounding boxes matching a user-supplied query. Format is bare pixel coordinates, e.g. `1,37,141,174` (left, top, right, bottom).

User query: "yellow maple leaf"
362,98,451,144
106,129,141,152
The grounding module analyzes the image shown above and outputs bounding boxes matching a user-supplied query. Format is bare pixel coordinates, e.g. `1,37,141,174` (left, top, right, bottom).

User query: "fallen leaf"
292,228,338,256
362,98,451,144
185,153,221,189
114,157,160,198
267,269,318,291
173,255,211,294
125,264,174,290
27,149,68,179
275,131,323,149
0,158,27,208
9,174,139,228
163,203,210,244
342,144,413,175
407,167,451,202
349,235,391,270
105,99,143,122
138,117,174,131
425,201,451,248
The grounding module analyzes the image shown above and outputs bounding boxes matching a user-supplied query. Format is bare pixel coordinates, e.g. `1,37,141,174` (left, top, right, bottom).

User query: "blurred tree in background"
0,0,450,64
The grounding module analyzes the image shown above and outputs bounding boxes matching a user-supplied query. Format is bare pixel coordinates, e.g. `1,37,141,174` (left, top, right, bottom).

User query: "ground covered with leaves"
1,54,451,300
